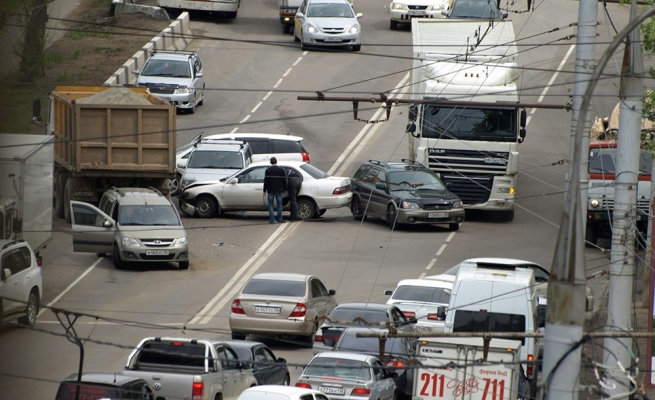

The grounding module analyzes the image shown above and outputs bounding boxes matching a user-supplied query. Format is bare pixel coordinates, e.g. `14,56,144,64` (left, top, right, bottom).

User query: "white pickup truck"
122,337,258,400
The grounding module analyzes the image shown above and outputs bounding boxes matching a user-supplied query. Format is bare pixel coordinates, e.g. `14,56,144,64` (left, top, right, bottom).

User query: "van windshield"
452,310,526,344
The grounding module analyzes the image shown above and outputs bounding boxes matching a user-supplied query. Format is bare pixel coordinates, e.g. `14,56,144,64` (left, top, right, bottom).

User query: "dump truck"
47,86,177,222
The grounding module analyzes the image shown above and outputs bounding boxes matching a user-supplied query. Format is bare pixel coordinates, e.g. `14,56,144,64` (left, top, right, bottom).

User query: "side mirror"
520,108,527,128
441,9,448,16
436,306,446,321
196,71,204,78
519,128,526,143
408,104,418,121
177,160,188,169
356,12,363,18
13,216,23,233
537,305,546,328
296,11,304,18
229,178,239,185
103,219,113,228
131,69,140,75
1,268,11,280
406,122,417,136
388,371,399,379
277,357,287,364
502,13,508,19
375,182,387,191
384,290,393,296
328,289,336,296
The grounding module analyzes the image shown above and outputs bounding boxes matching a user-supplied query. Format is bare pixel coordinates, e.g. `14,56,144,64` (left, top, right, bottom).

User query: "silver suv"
0,239,42,327
133,50,205,113
178,140,253,191
69,188,189,270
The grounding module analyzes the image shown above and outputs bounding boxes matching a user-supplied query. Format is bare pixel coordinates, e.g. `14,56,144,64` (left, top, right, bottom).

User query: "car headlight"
174,237,188,246
431,3,444,10
174,87,192,94
122,237,140,247
348,24,360,34
497,187,516,194
401,201,420,209
590,199,600,208
391,2,404,9
307,24,318,33
452,200,463,208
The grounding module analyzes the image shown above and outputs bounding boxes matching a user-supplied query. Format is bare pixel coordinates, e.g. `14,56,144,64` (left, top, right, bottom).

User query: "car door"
252,346,273,384
225,346,251,397
310,278,336,319
69,201,115,253
216,346,237,400
0,246,31,315
193,57,204,103
369,168,389,216
373,360,395,400
221,166,269,209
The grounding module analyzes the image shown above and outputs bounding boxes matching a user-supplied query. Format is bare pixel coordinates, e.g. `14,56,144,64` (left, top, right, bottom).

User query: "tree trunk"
19,0,48,83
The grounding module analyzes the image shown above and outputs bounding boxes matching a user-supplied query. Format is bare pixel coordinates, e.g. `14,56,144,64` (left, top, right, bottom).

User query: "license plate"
319,387,345,395
428,212,448,218
408,10,426,15
146,250,169,255
255,306,281,314
324,37,343,42
416,325,432,333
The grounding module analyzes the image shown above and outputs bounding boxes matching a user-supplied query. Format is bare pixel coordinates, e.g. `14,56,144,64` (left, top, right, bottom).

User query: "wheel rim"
197,198,212,216
352,198,362,217
26,294,37,325
170,177,179,194
298,201,313,219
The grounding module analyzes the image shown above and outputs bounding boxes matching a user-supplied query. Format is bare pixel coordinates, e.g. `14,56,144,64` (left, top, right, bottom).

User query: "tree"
15,0,50,83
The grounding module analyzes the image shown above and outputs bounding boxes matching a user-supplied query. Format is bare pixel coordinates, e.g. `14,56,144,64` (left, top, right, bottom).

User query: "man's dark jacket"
264,165,288,193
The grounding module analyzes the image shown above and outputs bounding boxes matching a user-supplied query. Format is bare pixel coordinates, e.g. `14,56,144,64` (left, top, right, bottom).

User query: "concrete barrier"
104,11,193,86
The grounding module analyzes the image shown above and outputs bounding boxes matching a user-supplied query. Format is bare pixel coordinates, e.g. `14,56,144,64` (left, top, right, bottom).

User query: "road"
0,0,635,399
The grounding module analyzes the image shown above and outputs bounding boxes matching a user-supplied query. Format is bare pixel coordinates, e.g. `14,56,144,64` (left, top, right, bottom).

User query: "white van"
443,265,541,387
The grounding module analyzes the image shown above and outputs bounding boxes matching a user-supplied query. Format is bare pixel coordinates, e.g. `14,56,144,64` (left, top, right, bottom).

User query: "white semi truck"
406,19,526,221
0,133,54,256
158,0,240,19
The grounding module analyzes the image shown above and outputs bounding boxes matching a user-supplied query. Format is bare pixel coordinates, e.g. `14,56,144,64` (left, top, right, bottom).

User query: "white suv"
179,141,253,191
0,239,42,327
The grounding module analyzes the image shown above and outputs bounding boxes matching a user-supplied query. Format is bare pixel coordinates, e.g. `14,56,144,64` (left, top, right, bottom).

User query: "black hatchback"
350,159,465,230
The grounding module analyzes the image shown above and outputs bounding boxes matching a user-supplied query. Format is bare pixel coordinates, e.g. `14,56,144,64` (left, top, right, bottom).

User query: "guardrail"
104,11,193,86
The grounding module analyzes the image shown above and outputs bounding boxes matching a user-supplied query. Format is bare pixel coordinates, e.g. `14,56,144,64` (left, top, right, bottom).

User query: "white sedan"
179,160,352,219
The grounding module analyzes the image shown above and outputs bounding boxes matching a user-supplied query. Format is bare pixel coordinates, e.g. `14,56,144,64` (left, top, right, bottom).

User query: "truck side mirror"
408,104,418,121
437,306,446,321
519,128,526,143
406,122,417,136
13,217,23,234
520,108,527,128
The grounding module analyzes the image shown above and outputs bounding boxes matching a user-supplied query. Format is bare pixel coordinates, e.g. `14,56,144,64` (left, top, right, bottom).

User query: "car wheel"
170,173,182,197
300,322,317,345
585,223,598,248
17,291,39,327
231,331,247,340
226,10,237,18
297,198,317,219
390,20,398,30
189,97,196,114
317,209,327,217
179,261,189,270
301,41,308,51
113,245,127,270
294,33,300,42
198,86,205,106
97,253,106,257
386,203,398,230
351,197,366,221
352,44,361,51
283,24,291,34
448,223,460,231
195,195,218,218
283,374,291,386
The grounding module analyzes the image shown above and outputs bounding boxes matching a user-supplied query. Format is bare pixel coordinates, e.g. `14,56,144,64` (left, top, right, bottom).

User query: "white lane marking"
190,222,300,325
251,101,263,113
273,78,283,89
426,258,438,271
239,115,251,124
446,232,456,242
418,272,427,279
436,244,447,257
292,57,303,67
328,72,411,176
526,44,575,126
283,68,293,77
40,257,104,316
230,127,239,133
263,91,274,101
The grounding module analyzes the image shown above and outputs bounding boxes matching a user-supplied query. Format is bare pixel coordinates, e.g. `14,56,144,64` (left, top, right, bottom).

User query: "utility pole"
541,0,597,398
602,0,644,397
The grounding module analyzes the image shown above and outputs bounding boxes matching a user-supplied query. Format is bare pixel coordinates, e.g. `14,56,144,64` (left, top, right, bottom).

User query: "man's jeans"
268,192,283,222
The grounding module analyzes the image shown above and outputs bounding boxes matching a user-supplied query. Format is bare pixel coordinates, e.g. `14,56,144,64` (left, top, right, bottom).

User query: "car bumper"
229,314,315,336
119,246,189,263
314,193,353,209
396,208,465,225
151,92,197,109
279,10,297,25
303,32,361,47
389,10,444,22
179,199,196,216
414,321,445,334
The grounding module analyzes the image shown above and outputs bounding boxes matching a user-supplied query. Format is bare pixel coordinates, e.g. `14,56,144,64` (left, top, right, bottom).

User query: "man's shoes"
269,220,277,224
278,219,286,223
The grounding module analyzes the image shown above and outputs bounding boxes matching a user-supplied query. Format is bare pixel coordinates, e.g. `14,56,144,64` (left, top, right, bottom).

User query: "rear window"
453,310,526,344
304,357,371,380
328,308,388,326
137,342,207,368
271,139,305,154
300,163,329,179
392,285,451,304
242,279,306,297
55,382,120,400
336,334,407,355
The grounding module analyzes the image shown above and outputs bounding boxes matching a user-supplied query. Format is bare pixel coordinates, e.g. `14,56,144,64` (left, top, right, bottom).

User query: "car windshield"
300,163,329,179
588,147,653,175
119,205,180,226
304,357,371,380
336,332,410,357
242,279,306,297
188,150,244,169
141,59,191,77
387,171,446,191
328,308,388,326
307,3,354,18
392,285,451,304
449,0,500,19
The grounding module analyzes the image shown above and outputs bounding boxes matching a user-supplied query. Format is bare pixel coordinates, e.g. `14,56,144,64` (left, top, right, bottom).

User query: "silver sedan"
296,352,397,400
293,0,363,51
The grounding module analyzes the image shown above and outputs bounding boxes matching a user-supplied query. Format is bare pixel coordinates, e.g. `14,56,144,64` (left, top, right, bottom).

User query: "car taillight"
290,302,307,317
295,383,312,389
231,299,245,314
333,185,349,195
36,256,42,267
302,152,311,163
192,382,203,400
351,388,371,396
527,354,534,376
387,360,404,368
316,334,323,342
402,311,415,319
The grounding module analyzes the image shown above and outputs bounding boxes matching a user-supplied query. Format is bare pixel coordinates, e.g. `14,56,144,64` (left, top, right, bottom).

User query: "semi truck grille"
440,174,493,205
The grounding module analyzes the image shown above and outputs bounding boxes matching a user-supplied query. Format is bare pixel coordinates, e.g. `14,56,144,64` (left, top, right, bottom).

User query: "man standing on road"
263,157,287,224
288,169,302,221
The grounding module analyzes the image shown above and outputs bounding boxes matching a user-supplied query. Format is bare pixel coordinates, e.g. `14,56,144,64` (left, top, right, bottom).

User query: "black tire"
54,173,67,219
283,24,291,34
179,261,189,270
113,245,127,270
317,209,327,217
297,198,317,219
231,331,247,340
351,197,365,221
585,224,598,248
294,33,300,43
226,10,237,19
390,20,398,30
301,323,317,345
17,291,39,327
301,41,308,51
97,253,106,257
448,222,460,231
352,44,361,51
386,204,398,230
195,195,218,218
282,374,291,386
64,179,72,224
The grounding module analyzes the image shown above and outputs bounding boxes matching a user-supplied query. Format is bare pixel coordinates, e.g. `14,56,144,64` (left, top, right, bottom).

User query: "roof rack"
366,160,386,166
109,186,126,197
400,158,425,166
150,50,196,57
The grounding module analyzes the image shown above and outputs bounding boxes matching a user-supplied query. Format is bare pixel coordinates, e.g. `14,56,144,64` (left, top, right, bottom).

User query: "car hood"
394,0,448,5
390,188,458,201
119,226,187,239
185,169,236,183
136,76,193,87
308,17,359,30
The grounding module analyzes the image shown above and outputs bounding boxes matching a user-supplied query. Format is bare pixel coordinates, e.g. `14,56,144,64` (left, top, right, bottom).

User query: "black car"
332,327,416,399
222,340,291,386
350,159,465,230
443,0,508,19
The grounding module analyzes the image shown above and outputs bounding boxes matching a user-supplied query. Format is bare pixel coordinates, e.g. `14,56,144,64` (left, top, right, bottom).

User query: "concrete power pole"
602,1,644,397
541,0,597,398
